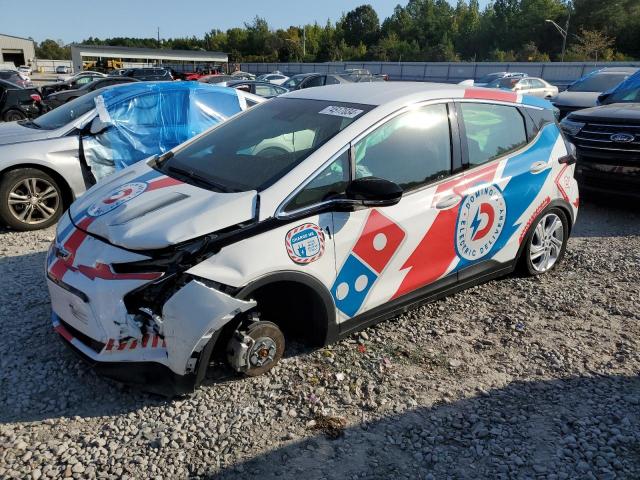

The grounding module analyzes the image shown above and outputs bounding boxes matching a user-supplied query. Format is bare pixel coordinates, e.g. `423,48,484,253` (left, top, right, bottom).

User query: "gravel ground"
0,197,639,479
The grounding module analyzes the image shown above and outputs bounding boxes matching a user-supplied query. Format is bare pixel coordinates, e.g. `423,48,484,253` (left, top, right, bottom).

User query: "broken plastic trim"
111,235,215,275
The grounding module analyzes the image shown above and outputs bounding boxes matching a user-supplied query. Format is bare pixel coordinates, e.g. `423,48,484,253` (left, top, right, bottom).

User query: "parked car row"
0,82,264,230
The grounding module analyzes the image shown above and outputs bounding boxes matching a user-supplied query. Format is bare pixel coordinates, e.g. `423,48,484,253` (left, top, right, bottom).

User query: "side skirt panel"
338,260,515,339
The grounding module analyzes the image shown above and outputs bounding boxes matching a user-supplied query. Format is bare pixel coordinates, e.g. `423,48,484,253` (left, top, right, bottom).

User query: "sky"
0,0,490,44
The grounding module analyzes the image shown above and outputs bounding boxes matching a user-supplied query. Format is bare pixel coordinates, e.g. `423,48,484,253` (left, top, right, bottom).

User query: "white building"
0,33,36,67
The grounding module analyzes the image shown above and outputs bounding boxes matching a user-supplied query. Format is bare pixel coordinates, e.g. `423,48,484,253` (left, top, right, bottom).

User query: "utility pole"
545,18,569,62
302,26,306,59
561,8,571,62
157,27,160,47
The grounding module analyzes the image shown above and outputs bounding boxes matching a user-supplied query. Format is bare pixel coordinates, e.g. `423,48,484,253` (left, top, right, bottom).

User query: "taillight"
30,93,42,103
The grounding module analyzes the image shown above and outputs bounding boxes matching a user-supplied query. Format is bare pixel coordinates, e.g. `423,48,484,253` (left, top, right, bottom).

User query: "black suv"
561,103,640,199
121,68,173,81
0,79,44,122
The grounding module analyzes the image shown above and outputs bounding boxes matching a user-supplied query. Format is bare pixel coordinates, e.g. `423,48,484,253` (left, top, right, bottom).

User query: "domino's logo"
456,185,506,261
332,210,405,317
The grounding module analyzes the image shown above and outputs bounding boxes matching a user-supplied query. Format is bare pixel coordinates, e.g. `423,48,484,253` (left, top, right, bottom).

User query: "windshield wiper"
18,120,41,129
167,165,233,193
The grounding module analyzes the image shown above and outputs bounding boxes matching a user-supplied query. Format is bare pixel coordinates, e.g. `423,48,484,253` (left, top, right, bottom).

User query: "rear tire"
3,110,26,122
519,207,569,276
0,168,64,230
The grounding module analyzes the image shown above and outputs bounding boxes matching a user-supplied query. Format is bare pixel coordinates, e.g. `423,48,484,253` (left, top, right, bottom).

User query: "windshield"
162,97,374,192
32,91,101,130
487,78,516,89
603,73,640,103
568,73,630,92
477,73,503,84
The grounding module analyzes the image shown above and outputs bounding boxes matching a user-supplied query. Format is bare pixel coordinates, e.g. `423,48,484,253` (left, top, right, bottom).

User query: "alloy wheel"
8,177,60,225
529,212,564,273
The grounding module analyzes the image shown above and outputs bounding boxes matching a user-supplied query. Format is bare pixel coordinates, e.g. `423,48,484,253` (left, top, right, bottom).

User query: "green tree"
565,28,615,62
35,39,71,59
342,4,381,47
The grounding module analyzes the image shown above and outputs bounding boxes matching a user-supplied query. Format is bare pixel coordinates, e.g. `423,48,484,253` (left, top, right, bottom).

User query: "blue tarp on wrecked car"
83,82,249,180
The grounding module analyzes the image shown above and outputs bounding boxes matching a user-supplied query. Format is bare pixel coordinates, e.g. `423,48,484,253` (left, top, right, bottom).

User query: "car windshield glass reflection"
568,73,630,92
162,98,374,192
32,91,102,130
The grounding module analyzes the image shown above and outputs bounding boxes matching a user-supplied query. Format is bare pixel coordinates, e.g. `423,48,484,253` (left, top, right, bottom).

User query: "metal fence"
241,61,640,87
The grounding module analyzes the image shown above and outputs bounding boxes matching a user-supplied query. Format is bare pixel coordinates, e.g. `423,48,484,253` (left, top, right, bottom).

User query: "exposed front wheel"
520,208,569,276
227,320,285,377
0,168,64,230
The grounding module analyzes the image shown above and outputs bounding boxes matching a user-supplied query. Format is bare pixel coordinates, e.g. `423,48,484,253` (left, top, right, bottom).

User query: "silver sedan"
488,77,559,99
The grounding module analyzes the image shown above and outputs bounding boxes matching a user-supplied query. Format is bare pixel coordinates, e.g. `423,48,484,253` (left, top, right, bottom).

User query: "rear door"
455,101,550,274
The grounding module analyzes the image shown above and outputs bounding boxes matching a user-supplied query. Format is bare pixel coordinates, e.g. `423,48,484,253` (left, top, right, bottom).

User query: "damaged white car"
47,82,578,395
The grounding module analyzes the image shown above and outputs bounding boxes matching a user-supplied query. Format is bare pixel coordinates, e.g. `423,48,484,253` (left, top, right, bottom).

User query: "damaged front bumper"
46,216,255,395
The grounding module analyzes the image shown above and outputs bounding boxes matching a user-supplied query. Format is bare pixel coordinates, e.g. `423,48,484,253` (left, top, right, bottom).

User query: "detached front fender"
162,279,256,375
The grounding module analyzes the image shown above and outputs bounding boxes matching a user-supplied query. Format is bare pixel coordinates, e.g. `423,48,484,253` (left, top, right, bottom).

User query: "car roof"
284,81,469,106
0,79,22,89
596,67,639,74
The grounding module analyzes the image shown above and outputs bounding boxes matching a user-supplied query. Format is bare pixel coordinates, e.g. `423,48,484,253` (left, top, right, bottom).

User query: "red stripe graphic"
48,217,95,281
54,324,74,342
77,262,162,281
393,163,499,299
147,176,183,191
464,89,518,103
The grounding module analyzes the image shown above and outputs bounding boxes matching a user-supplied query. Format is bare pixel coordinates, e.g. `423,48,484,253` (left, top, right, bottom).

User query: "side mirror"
346,177,403,207
89,116,109,135
597,92,610,105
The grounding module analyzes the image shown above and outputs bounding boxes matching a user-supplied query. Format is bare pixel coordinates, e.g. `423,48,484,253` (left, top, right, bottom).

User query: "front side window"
285,150,349,212
255,84,276,97
162,98,373,192
459,103,527,167
354,103,452,191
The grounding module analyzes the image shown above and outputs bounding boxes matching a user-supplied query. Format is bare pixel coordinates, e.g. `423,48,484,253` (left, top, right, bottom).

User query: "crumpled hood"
69,162,257,250
0,121,52,145
552,91,600,108
569,103,640,123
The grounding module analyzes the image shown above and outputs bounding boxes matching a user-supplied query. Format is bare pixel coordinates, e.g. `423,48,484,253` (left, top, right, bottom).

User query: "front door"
331,102,460,322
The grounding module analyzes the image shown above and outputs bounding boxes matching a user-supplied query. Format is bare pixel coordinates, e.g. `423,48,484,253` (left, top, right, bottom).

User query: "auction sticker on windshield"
319,106,364,118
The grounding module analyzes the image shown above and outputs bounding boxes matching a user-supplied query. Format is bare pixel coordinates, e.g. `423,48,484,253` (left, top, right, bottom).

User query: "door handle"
530,161,548,174
435,194,461,210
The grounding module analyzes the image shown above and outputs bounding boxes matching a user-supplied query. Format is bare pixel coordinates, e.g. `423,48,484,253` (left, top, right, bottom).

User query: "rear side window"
304,76,325,88
459,103,527,167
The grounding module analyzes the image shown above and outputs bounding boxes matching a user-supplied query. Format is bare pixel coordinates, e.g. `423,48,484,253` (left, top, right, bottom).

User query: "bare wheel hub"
227,320,285,377
249,338,277,368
